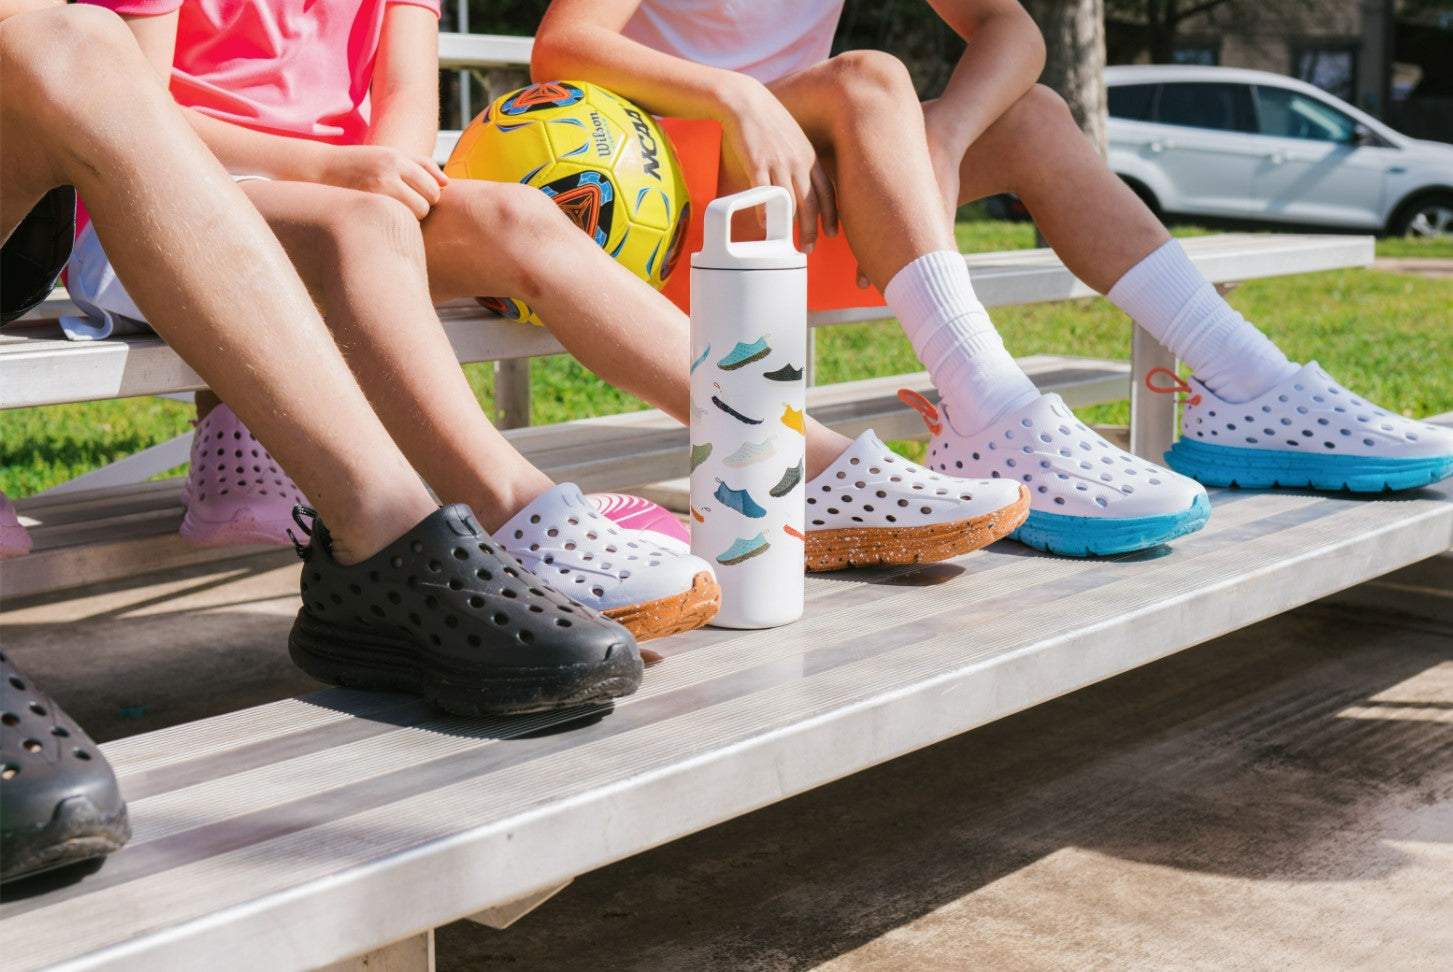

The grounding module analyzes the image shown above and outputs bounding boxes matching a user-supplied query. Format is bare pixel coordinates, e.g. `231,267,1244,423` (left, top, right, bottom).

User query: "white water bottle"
689,186,808,629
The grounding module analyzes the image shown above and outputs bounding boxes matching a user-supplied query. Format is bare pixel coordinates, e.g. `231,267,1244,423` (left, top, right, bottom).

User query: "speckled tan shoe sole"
805,488,1031,572
604,570,721,641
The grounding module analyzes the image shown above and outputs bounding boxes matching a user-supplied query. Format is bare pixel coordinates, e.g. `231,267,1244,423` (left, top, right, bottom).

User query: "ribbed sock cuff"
1106,238,1295,402
884,251,981,333
1106,238,1203,326
884,251,1038,431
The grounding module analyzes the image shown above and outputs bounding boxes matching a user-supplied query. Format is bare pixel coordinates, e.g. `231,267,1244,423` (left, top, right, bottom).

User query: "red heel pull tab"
1145,367,1201,406
897,388,942,436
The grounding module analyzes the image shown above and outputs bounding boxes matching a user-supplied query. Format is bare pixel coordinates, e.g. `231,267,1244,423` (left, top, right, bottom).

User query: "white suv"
1105,64,1453,237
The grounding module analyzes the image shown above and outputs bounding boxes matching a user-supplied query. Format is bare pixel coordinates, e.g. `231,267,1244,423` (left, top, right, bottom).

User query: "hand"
920,98,966,233
315,145,448,219
720,79,838,252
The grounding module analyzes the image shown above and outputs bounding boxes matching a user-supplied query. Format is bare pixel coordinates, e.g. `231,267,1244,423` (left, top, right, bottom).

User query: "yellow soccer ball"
445,80,691,324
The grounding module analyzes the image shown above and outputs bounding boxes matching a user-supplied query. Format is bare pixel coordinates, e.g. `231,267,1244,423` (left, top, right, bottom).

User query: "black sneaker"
1,652,130,884
287,504,644,716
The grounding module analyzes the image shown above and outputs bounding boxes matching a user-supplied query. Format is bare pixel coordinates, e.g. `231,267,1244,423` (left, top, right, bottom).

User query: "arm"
534,0,836,249
922,0,1045,157
123,11,335,182
920,0,1044,219
120,6,444,217
368,3,441,159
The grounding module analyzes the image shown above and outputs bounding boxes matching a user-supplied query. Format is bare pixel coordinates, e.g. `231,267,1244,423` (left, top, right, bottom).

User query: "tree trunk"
1023,0,1109,157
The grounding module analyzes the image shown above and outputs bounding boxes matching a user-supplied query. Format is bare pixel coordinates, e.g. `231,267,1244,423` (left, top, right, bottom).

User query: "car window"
1108,84,1157,121
1152,83,1255,133
1255,86,1358,143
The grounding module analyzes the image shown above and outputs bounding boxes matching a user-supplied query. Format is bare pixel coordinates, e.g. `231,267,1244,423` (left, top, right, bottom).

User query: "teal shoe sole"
1011,493,1211,557
1165,440,1453,493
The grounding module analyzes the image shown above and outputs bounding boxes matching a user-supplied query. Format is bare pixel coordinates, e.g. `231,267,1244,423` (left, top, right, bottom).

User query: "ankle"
323,492,438,566
459,470,556,534
194,389,223,421
805,427,854,480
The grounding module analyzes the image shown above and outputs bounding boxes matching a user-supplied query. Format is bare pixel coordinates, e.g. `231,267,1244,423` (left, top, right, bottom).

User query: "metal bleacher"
3,32,1448,972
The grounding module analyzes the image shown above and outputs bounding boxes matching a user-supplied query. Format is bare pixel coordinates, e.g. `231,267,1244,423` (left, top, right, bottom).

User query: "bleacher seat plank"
1,357,1129,600
0,235,1370,410
3,479,1448,972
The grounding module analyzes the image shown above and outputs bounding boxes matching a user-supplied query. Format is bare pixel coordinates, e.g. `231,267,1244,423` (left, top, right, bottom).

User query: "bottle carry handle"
696,186,800,268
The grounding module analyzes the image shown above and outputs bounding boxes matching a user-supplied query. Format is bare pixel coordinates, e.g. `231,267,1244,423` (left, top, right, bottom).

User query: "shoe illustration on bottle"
714,479,768,518
711,382,763,425
780,404,805,434
716,531,771,565
768,459,803,497
690,442,713,472
691,343,711,375
723,438,777,468
763,362,803,382
717,336,771,371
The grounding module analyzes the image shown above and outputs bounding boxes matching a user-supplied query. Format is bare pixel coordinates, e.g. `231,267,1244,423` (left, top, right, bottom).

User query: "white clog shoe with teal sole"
926,393,1210,557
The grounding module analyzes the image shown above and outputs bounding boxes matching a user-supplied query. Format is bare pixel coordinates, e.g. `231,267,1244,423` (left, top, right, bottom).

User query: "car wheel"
1390,194,1453,238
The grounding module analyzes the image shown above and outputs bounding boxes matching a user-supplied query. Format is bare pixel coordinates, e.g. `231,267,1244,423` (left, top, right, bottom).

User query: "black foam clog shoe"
1,653,129,884
287,504,644,715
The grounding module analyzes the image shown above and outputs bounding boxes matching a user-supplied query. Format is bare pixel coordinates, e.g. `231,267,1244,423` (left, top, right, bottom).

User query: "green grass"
1374,236,1453,259
4,226,1449,497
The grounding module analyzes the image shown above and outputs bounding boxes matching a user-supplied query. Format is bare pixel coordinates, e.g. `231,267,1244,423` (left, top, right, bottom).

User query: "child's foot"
287,504,643,716
1168,362,1453,492
180,403,307,548
926,394,1210,557
586,492,691,552
1,491,33,559
497,484,720,641
1,654,130,883
803,430,1030,570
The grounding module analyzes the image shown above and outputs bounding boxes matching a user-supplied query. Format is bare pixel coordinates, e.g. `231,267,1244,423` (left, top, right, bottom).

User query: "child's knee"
980,86,1076,175
456,181,566,241
4,7,137,116
1008,85,1075,133
822,50,917,110
327,191,426,264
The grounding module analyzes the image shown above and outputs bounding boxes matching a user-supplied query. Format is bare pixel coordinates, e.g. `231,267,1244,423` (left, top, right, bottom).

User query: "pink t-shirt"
86,0,441,146
623,0,843,85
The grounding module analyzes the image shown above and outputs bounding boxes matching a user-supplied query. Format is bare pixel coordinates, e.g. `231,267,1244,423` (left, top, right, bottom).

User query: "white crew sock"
884,251,1040,434
1107,239,1298,403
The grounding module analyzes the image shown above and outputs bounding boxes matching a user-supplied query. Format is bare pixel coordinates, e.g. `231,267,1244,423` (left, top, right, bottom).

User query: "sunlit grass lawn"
3,224,1449,496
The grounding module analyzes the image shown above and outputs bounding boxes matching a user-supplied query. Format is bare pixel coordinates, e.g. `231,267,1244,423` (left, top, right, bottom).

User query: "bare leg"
425,181,693,423
952,85,1170,294
0,7,435,562
241,180,554,531
422,179,853,478
762,51,958,288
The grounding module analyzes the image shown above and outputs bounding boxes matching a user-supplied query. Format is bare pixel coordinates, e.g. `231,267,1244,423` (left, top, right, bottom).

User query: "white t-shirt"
623,0,845,84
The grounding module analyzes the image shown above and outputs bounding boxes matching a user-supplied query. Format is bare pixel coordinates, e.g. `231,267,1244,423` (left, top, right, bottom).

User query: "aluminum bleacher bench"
6,228,1441,972
0,233,1375,599
5,32,1450,972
